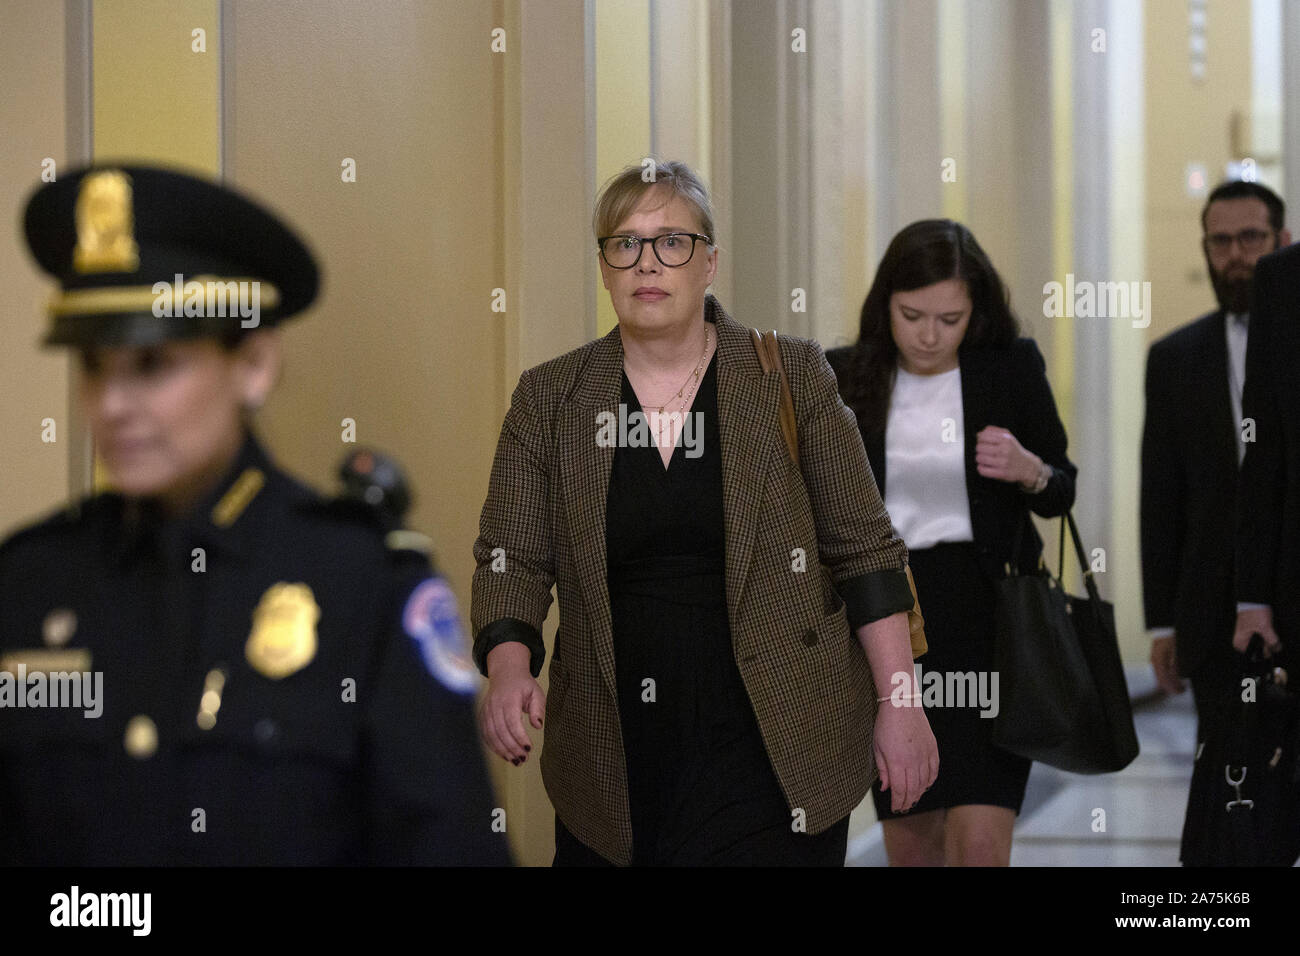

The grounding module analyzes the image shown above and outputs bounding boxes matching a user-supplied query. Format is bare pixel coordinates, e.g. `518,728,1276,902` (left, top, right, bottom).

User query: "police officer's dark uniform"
0,166,510,866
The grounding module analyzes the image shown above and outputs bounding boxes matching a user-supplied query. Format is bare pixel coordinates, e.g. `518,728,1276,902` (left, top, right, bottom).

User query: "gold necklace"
643,325,710,453
652,324,711,416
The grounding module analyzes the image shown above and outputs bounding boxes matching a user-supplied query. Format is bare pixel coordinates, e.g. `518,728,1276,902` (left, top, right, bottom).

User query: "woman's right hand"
479,642,546,765
873,700,939,813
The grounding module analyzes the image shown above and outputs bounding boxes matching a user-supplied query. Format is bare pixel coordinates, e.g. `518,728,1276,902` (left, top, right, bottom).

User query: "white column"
506,0,597,382
1107,0,1147,654
1281,0,1300,201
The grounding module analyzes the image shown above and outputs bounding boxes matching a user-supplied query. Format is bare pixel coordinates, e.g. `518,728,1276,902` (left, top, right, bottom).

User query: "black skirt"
872,540,1031,819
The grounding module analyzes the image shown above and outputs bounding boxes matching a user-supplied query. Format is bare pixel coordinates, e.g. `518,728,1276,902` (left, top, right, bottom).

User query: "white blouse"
883,365,975,550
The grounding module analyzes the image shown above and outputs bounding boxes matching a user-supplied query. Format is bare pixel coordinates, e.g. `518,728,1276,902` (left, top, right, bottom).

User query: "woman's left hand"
873,702,939,813
975,425,1041,485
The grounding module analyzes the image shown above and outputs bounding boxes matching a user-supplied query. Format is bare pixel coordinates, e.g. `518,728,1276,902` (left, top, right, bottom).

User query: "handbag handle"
1006,508,1039,576
1062,511,1103,604
1008,508,1099,605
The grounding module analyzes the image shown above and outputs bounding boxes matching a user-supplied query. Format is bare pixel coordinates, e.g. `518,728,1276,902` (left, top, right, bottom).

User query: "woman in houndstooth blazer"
471,161,936,866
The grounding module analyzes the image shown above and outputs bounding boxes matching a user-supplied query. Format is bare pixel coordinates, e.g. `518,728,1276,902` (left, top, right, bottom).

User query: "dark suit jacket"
471,295,915,866
825,339,1076,583
1140,311,1239,677
1238,242,1300,639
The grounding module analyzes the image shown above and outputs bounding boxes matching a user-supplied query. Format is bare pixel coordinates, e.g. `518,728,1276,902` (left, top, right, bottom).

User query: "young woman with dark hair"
828,219,1077,866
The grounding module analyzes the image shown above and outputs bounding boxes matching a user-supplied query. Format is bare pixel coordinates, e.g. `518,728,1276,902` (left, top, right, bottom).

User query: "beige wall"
224,0,505,556
1,1,75,538
223,0,541,859
1145,0,1254,345
93,0,220,174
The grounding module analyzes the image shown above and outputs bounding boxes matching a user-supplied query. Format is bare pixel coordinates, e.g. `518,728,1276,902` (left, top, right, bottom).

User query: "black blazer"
1140,310,1239,677
826,338,1076,584
1238,242,1300,639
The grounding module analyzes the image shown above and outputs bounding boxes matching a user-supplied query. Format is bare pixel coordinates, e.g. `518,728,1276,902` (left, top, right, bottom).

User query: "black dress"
553,343,849,866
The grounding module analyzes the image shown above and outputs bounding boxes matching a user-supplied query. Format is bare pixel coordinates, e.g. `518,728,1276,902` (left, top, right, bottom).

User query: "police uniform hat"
23,164,319,347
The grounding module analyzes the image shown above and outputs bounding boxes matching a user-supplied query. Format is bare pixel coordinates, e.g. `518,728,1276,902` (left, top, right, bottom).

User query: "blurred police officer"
0,165,511,866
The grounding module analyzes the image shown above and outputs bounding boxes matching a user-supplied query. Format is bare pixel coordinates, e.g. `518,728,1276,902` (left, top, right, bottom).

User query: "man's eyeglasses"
597,233,711,269
1203,228,1275,255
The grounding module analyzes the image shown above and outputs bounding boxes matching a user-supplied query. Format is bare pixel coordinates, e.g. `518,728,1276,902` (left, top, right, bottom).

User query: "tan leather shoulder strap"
750,327,928,658
751,328,799,469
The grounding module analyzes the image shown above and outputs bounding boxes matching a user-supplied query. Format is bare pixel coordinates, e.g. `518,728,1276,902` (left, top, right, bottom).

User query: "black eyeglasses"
1204,228,1275,255
597,233,711,269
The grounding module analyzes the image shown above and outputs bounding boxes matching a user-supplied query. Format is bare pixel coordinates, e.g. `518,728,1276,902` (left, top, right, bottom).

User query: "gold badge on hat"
245,583,319,679
73,169,140,274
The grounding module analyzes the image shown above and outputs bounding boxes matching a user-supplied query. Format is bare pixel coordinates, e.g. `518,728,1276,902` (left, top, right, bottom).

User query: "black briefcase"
1180,639,1300,866
992,510,1140,774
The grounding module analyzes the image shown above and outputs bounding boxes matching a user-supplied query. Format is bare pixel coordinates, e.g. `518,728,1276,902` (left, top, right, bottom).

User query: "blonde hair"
592,160,715,245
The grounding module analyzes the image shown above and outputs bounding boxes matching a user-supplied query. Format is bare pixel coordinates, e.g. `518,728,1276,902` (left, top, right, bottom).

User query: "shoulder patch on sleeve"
402,576,479,695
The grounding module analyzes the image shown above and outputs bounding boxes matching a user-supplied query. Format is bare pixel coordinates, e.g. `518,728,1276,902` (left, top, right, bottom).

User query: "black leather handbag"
991,510,1139,774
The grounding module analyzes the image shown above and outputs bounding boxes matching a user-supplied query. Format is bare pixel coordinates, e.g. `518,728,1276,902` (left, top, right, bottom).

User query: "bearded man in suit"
1140,178,1290,863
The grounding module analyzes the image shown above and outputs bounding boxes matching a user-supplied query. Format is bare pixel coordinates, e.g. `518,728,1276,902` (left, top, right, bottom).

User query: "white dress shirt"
883,365,975,550
1227,312,1269,614
1226,311,1249,466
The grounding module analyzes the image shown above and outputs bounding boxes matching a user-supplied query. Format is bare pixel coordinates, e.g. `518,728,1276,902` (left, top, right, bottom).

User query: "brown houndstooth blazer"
471,295,913,866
